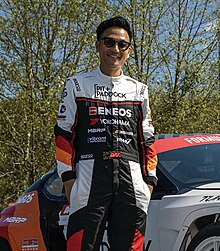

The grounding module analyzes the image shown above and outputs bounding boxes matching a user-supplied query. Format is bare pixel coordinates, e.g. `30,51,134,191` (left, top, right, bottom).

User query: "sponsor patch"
89,106,131,117
94,84,126,99
87,136,106,143
101,119,130,126
22,238,38,250
73,78,81,91
89,118,130,126
114,130,133,136
81,154,93,159
184,136,220,144
90,118,100,125
116,138,132,144
59,105,66,113
57,115,66,120
103,151,121,160
109,152,121,158
140,85,146,96
61,88,67,100
3,217,27,224
15,193,35,205
89,107,97,115
88,128,106,133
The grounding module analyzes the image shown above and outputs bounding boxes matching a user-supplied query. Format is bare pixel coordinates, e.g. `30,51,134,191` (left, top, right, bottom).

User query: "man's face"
96,27,131,77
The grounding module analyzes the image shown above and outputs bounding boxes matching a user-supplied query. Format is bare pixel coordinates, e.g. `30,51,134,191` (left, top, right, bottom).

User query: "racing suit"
55,66,158,251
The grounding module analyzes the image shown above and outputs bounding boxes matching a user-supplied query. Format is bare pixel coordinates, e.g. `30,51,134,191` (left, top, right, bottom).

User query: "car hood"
192,182,220,190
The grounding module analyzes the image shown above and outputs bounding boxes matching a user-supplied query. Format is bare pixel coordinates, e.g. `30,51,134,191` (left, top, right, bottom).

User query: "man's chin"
109,62,121,69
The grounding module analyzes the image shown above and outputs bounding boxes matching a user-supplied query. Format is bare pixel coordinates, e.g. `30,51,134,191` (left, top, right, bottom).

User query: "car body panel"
0,191,47,251
145,186,220,251
154,134,220,153
1,133,220,251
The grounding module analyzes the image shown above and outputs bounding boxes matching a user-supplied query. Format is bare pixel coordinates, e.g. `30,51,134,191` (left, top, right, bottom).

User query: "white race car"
59,134,220,251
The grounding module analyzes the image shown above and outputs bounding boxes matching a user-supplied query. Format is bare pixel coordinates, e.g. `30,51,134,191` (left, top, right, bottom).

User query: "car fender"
171,206,220,251
146,191,220,251
0,229,18,251
0,191,47,251
182,205,220,228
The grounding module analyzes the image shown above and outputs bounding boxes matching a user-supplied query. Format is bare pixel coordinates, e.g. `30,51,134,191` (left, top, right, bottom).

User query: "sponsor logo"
57,115,66,120
109,152,121,158
89,107,97,115
101,119,130,126
114,130,133,136
88,128,106,133
81,154,93,159
140,85,146,96
90,118,100,125
22,238,38,250
87,136,106,143
89,118,130,126
116,138,132,144
59,105,66,113
148,119,153,125
200,195,220,202
197,165,215,172
103,151,121,160
14,193,35,205
94,84,126,98
185,136,220,144
61,88,67,100
73,78,81,91
89,106,131,117
60,205,70,216
3,217,27,224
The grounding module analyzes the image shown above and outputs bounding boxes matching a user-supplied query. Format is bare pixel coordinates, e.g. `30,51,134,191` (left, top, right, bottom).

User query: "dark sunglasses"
100,37,131,51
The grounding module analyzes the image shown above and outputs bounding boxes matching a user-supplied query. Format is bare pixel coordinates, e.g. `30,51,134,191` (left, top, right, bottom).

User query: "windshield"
158,143,220,188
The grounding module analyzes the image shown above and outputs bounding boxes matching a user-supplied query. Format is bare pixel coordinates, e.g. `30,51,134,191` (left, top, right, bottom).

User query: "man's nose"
112,42,120,52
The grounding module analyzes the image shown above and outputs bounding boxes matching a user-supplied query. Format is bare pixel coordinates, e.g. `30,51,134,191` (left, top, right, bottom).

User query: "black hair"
96,16,132,41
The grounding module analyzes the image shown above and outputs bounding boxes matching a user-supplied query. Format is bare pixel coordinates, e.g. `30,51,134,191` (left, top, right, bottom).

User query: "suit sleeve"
54,79,77,182
141,85,158,187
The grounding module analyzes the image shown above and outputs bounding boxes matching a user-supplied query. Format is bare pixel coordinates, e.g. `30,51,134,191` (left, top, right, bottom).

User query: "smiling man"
54,16,158,251
96,25,131,76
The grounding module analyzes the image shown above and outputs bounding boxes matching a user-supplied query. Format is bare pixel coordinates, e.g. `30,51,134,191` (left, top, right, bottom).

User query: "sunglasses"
100,37,131,51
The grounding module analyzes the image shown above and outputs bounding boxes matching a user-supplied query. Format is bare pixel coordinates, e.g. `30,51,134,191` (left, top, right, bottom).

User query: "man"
55,16,158,251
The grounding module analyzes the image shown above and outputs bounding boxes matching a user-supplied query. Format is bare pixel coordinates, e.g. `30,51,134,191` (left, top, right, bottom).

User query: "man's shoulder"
123,75,146,86
68,69,96,82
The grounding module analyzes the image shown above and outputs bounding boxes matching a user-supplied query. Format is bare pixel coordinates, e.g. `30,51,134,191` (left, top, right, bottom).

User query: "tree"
0,0,110,207
0,0,219,207
113,0,219,133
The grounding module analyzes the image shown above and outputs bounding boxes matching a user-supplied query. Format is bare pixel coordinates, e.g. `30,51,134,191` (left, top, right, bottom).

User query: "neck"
100,65,122,77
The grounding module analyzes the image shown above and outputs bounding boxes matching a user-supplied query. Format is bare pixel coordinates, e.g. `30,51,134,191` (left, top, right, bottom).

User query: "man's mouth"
108,54,120,59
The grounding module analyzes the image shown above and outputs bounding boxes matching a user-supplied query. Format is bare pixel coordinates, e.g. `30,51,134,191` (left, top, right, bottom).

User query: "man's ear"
96,41,99,52
126,47,131,59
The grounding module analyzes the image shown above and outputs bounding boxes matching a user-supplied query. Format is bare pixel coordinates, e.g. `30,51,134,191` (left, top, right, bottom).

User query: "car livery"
1,134,220,251
0,170,67,251
145,134,220,251
0,191,46,251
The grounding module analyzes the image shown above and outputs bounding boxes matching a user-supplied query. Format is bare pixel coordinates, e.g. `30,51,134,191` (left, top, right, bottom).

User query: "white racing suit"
55,66,158,251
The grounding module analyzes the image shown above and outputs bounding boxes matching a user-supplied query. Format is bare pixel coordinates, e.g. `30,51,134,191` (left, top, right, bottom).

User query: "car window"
44,172,65,198
158,143,220,188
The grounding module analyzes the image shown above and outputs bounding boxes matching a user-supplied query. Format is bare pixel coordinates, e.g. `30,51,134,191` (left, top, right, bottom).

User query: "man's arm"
64,179,75,203
141,84,158,190
147,184,154,195
55,79,78,197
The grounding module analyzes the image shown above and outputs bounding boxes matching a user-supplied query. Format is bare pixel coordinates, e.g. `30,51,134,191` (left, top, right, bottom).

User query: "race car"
0,134,220,251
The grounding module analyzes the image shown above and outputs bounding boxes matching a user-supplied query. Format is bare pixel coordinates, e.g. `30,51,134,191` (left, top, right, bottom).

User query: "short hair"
96,16,132,41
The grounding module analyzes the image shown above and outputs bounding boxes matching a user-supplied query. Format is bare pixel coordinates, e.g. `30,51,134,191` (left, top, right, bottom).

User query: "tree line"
0,0,219,209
